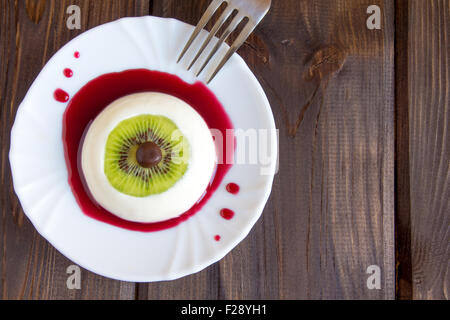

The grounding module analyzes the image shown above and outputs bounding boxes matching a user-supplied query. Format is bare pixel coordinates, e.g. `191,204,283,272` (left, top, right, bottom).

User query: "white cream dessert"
81,92,216,223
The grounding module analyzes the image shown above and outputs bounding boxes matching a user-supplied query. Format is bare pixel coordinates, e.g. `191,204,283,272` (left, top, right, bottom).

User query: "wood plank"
141,0,395,299
395,0,413,300
408,0,449,300
0,0,149,299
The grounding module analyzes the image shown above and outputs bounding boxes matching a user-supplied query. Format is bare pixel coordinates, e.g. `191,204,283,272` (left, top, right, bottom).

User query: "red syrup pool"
63,69,234,232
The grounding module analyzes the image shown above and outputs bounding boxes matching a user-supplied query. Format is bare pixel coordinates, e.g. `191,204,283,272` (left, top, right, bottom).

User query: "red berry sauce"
63,68,74,78
54,89,70,103
62,69,234,232
220,208,235,220
226,183,240,195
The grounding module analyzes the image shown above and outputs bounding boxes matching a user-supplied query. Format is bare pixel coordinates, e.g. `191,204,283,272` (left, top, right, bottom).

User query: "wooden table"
0,0,448,300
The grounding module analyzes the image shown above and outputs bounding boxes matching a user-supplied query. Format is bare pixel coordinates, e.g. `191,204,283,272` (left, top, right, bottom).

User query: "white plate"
9,16,277,282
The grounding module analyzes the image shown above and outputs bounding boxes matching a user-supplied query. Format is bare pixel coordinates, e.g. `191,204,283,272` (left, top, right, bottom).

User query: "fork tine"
196,13,245,77
177,0,223,63
206,21,256,84
187,5,235,71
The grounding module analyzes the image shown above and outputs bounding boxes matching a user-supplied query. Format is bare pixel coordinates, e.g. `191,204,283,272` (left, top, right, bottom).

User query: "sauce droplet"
54,89,70,103
220,208,235,220
74,51,80,58
226,183,240,194
63,68,73,78
214,235,221,241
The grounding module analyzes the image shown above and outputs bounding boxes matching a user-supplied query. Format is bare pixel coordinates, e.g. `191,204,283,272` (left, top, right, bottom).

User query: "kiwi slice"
104,114,190,197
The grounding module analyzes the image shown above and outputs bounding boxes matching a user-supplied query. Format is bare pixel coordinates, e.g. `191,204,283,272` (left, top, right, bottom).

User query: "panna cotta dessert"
81,92,216,223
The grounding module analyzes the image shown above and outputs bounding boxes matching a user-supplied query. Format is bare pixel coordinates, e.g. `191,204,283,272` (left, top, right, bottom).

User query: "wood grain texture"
8,0,450,300
0,0,149,299
139,0,396,299
408,0,449,300
395,0,413,300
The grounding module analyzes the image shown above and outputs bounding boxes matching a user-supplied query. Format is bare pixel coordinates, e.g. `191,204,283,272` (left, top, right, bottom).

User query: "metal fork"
177,0,271,84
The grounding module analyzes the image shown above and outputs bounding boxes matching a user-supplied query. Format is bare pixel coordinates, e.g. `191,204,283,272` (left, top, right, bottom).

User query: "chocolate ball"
136,141,162,168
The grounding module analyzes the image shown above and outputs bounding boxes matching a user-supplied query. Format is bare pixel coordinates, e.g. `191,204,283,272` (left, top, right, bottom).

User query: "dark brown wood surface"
0,0,447,300
406,0,449,300
395,0,413,300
